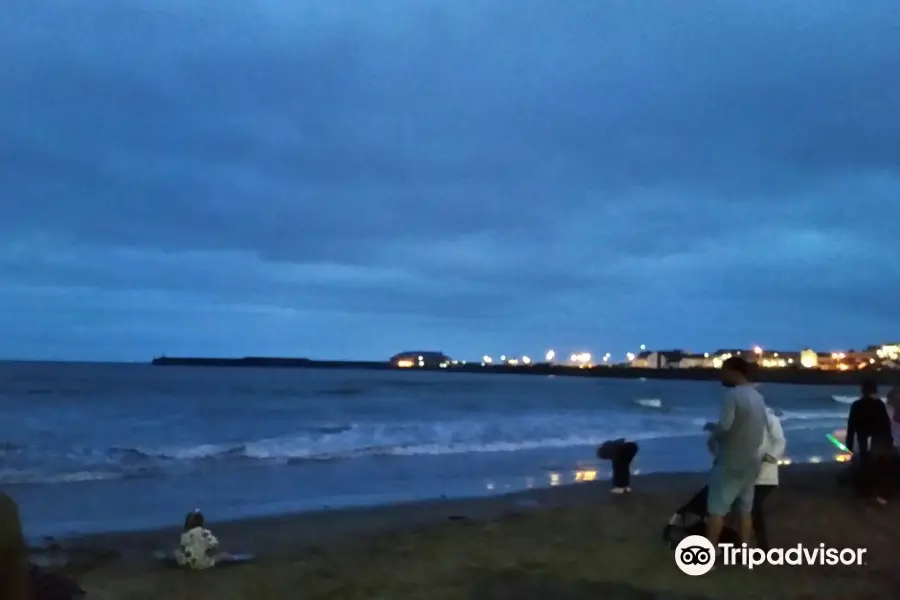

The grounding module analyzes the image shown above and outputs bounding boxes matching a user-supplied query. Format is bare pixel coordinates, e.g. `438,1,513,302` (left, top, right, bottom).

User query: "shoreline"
38,462,900,599
31,463,830,561
27,464,709,554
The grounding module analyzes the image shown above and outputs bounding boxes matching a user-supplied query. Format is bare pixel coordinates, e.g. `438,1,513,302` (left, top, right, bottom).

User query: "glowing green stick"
826,433,850,453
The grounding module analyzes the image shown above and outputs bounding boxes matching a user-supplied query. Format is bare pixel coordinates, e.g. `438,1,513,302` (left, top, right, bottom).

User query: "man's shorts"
707,464,758,516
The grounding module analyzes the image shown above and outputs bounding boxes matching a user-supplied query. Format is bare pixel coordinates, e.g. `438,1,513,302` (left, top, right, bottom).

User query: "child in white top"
756,408,787,485
886,387,900,447
175,510,220,570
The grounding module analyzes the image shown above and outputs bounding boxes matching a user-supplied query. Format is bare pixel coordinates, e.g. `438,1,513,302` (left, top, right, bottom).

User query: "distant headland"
151,345,900,387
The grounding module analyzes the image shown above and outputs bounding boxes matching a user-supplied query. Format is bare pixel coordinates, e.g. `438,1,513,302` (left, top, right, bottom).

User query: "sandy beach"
23,462,896,600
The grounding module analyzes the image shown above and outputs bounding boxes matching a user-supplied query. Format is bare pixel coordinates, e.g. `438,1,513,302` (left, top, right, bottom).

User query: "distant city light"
463,342,898,373
570,352,591,367
799,349,817,368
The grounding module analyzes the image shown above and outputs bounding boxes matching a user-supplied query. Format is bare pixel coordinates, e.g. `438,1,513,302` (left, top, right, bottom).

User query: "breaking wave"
832,394,885,404
0,398,851,486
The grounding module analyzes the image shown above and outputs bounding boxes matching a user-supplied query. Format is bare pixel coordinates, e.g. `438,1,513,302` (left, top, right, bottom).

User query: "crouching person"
596,438,639,493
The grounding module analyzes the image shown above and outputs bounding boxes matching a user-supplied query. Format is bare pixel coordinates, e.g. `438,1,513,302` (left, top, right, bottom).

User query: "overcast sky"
1,1,899,362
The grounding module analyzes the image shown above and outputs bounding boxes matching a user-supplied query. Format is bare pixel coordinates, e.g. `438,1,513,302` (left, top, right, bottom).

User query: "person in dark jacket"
846,380,892,460
846,380,896,502
597,438,639,493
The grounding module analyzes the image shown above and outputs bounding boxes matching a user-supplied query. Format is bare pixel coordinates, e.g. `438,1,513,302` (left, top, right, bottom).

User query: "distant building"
390,351,452,368
678,353,714,368
631,350,688,369
710,349,755,368
878,343,900,368
756,350,800,368
811,349,878,371
869,343,900,366
630,351,653,368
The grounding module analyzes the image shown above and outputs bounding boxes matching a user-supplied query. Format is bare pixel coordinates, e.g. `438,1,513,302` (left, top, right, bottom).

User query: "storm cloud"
1,0,899,361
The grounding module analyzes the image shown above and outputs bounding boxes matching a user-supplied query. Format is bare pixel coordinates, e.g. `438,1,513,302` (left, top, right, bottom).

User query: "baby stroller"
661,486,741,549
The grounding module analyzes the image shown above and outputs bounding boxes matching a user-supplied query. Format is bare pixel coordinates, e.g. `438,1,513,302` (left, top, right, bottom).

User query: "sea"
0,361,855,540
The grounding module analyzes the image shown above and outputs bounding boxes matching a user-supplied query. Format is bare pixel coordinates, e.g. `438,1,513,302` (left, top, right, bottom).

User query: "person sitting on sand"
0,491,29,600
596,438,639,493
176,510,229,570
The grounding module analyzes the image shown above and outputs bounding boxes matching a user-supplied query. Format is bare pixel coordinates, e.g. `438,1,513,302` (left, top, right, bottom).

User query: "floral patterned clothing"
175,527,219,570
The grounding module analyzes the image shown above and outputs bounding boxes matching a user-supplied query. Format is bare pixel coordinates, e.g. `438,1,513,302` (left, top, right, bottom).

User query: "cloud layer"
2,1,899,361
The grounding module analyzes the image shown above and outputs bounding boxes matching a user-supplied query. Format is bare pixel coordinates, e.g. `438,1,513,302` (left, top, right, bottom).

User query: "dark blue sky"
2,1,899,362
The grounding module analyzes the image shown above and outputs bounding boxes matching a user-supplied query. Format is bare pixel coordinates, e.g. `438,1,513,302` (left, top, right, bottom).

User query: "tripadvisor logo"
674,535,867,576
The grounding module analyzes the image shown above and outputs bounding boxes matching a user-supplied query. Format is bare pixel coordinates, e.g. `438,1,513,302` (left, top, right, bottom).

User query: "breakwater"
150,356,899,386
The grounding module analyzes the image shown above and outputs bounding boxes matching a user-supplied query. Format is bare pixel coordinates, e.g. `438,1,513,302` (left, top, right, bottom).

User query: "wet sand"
29,463,900,599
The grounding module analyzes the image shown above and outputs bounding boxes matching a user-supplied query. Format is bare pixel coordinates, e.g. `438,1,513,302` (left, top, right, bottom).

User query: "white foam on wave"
139,412,708,463
633,398,663,409
778,409,848,422
0,468,123,485
155,443,237,460
832,394,885,404
242,429,704,460
689,408,847,436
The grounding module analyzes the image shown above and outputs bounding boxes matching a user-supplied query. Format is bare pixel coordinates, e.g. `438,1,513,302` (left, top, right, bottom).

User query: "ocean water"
0,362,855,539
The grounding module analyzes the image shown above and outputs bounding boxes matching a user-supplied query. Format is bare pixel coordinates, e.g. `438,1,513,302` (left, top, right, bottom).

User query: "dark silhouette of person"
846,380,897,502
846,380,892,460
597,438,639,493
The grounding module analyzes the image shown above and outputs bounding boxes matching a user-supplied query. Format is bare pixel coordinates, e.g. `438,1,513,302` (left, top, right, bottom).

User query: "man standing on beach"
846,380,892,461
703,356,767,547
